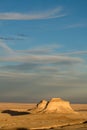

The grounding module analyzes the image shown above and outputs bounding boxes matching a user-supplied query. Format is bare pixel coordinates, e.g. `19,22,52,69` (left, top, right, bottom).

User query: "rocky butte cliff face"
29,98,75,114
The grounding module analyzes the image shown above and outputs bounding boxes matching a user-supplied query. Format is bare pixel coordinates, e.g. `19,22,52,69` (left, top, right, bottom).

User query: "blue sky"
0,0,87,103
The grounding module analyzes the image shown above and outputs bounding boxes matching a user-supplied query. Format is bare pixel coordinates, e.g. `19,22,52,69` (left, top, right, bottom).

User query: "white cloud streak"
0,54,83,64
0,71,37,78
0,41,84,66
59,50,87,55
64,23,86,29
0,41,14,54
0,70,87,88
16,44,61,54
0,41,83,66
0,7,66,20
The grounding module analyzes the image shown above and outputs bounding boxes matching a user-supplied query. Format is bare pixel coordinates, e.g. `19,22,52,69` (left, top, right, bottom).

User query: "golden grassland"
0,103,87,130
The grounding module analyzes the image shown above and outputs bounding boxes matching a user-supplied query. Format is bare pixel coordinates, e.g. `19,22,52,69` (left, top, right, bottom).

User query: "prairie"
0,103,87,130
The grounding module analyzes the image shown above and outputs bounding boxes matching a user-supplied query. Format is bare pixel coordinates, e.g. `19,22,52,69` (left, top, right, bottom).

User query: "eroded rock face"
29,100,47,113
37,100,47,110
29,98,75,114
44,98,74,113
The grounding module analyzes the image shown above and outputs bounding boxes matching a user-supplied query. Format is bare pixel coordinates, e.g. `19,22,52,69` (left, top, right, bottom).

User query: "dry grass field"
0,103,87,130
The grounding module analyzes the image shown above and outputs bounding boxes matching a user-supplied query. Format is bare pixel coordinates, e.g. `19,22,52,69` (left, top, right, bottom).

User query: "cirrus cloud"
0,7,66,20
0,54,83,64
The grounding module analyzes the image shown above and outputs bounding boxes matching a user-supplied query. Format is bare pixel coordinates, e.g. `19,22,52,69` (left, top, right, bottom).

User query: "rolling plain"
0,102,87,130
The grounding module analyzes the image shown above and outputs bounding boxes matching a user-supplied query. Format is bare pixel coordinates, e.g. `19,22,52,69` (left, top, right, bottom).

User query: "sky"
0,0,87,103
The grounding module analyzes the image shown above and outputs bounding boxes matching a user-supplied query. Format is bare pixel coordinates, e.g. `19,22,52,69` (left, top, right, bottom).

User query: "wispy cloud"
0,41,83,67
0,41,87,103
0,54,83,64
0,7,66,20
0,36,25,41
59,50,87,55
0,33,28,41
17,33,28,38
64,23,86,29
0,71,37,78
0,41,14,54
16,44,61,54
0,63,40,72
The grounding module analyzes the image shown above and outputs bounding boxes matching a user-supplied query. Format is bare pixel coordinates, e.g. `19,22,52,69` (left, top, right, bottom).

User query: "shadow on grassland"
2,110,29,116
16,128,29,130
3,128,29,130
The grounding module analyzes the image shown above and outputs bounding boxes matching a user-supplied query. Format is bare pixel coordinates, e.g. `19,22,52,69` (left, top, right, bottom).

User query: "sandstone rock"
29,99,47,113
29,98,75,114
44,98,74,113
37,100,47,110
